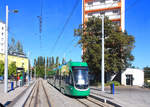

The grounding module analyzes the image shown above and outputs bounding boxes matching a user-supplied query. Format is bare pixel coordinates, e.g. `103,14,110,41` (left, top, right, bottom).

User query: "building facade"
0,53,29,72
83,0,125,32
0,21,6,54
121,68,144,87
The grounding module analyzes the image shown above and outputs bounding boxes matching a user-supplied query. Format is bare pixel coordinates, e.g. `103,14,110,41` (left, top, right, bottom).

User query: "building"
83,0,125,32
0,53,29,72
121,68,144,87
0,21,6,54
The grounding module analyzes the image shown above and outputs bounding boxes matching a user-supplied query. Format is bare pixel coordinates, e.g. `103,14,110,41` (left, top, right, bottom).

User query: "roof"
0,53,28,59
68,61,88,67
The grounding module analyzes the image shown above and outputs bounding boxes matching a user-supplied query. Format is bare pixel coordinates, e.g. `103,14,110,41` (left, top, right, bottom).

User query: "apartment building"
0,53,29,72
0,21,5,54
83,0,125,32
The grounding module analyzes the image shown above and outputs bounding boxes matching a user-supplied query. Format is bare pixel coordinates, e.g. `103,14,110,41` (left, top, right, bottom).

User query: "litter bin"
110,83,115,95
11,81,14,90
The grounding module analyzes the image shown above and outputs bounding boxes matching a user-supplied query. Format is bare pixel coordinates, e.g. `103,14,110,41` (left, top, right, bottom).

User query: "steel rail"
41,80,52,107
23,81,37,107
34,80,40,107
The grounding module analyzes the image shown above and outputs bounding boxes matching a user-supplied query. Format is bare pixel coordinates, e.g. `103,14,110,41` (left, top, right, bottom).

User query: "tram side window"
65,72,72,85
68,72,73,85
65,75,69,83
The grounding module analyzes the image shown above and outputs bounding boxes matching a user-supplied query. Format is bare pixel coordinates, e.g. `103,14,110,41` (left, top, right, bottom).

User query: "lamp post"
4,5,18,93
101,15,105,92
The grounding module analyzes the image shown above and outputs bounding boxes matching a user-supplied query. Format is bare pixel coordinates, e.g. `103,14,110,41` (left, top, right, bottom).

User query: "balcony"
85,2,121,14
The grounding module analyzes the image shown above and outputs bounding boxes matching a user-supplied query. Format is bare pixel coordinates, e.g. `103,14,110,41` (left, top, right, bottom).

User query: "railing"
85,2,121,11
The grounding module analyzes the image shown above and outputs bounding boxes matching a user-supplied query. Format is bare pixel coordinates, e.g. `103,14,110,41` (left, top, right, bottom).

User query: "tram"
48,61,90,97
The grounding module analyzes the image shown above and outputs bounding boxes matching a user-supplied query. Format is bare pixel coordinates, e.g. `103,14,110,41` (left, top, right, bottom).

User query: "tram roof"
52,61,88,71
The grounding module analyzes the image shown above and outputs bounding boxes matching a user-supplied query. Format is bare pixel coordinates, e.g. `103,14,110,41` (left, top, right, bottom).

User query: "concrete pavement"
90,86,150,107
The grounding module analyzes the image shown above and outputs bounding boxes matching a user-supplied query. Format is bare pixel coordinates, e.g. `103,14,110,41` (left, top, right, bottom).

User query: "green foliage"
47,70,56,77
8,37,25,55
34,56,60,78
144,66,150,72
56,56,59,67
144,66,150,80
16,40,23,54
8,62,17,77
105,81,120,86
62,58,66,64
74,16,135,82
0,60,4,76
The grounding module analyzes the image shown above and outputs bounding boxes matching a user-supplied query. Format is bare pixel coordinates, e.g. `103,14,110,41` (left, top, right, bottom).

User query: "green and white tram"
48,61,90,97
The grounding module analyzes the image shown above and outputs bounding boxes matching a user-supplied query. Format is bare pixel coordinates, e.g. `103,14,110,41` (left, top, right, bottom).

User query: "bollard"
11,81,14,90
110,83,115,95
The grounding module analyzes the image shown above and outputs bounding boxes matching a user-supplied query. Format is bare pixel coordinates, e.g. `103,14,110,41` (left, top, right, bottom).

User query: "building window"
22,63,24,67
2,27,4,30
88,13,93,17
1,33,3,36
88,2,93,5
100,11,105,15
113,0,120,2
100,0,105,3
113,21,120,26
113,10,120,14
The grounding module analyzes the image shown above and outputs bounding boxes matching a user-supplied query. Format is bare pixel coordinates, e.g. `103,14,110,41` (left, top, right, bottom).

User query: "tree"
144,67,150,72
8,62,17,78
0,60,4,76
144,66,150,81
56,56,59,67
8,37,25,56
46,57,49,69
16,40,23,54
8,37,16,54
74,16,135,82
62,58,66,64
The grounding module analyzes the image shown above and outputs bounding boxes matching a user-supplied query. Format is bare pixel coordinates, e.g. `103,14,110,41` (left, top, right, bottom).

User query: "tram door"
126,74,133,86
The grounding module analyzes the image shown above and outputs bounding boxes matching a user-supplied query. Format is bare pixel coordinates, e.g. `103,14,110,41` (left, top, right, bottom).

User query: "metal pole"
27,52,29,85
44,61,46,80
101,15,105,92
30,66,32,81
4,5,8,93
34,65,36,80
82,0,83,24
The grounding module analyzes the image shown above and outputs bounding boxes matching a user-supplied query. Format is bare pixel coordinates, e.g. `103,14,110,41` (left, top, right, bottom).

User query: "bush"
144,81,150,88
105,81,120,86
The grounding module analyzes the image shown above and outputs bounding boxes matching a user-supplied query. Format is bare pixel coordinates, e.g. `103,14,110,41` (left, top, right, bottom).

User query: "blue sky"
0,0,149,69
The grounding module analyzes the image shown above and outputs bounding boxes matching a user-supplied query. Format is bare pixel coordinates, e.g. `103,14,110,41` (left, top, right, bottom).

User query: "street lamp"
4,5,18,93
100,15,105,92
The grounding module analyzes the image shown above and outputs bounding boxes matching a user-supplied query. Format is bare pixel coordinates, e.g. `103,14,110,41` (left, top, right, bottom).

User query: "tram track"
34,80,40,107
76,96,112,107
23,81,37,107
23,79,52,107
27,82,38,107
41,79,52,107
